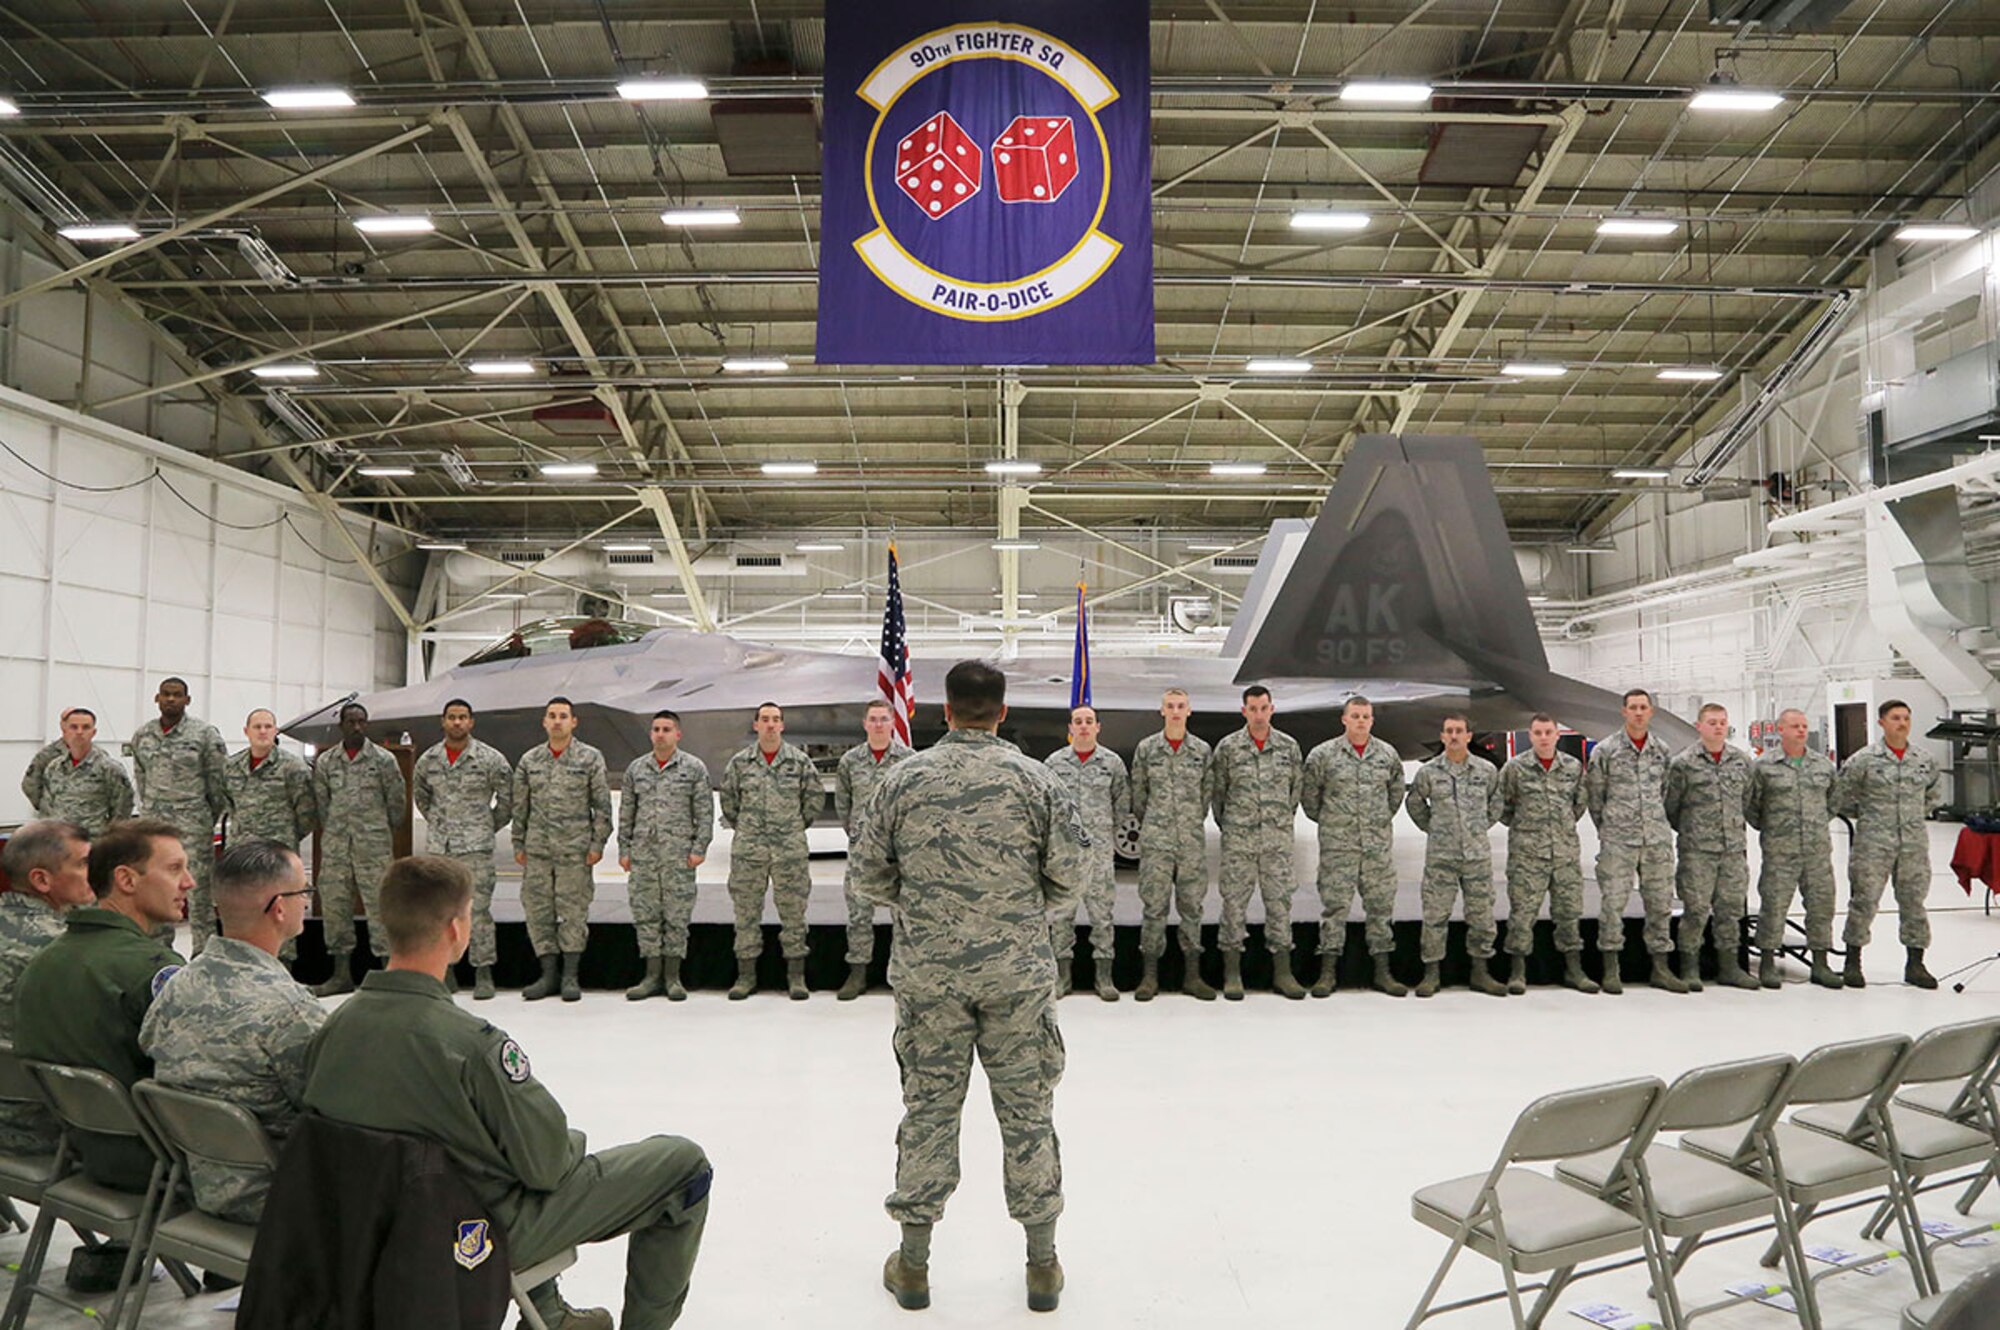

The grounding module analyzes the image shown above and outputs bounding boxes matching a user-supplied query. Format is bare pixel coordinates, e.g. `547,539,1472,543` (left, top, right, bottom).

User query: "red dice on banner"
895,112,982,219
991,116,1079,204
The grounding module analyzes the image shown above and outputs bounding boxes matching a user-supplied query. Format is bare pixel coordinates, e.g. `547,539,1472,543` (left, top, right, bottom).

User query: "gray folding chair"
1557,1053,1804,1329
1885,1018,2000,1223
1902,1258,2000,1330
1683,1032,1927,1330
1829,1020,2000,1288
0,1063,195,1330
1406,1076,1670,1330
130,1081,279,1287
0,1041,60,1234
512,1247,579,1330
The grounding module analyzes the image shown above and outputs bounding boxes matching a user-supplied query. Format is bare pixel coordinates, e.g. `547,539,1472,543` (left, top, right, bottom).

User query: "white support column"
636,486,716,632
998,375,1025,661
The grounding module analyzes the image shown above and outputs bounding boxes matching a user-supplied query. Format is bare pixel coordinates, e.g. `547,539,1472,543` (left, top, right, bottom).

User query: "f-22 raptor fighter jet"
284,436,1692,774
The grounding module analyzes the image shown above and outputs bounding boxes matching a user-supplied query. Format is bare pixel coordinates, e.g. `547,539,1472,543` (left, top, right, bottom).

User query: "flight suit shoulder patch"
150,964,183,998
498,1038,531,1083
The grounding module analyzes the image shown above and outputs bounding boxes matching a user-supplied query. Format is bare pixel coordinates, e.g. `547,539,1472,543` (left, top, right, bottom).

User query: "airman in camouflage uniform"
1498,716,1593,992
850,661,1088,1314
412,699,513,1000
224,735,315,851
1748,709,1843,989
1209,686,1306,1000
832,701,912,1000
140,841,325,1222
718,703,822,1001
1300,696,1406,997
1664,705,1757,991
1583,690,1685,994
311,703,406,996
1044,706,1131,1002
618,709,713,1002
511,697,613,1003
0,822,93,1156
129,678,229,951
21,708,134,836
1128,688,1214,1001
1832,699,1944,989
1405,716,1505,997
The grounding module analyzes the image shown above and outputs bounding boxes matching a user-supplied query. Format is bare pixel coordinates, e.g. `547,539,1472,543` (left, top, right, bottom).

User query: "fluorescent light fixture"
1565,543,1616,555
991,541,1040,552
1185,543,1235,552
249,362,319,380
822,591,869,600
1210,462,1268,477
1596,218,1678,238
1245,358,1313,374
261,87,356,110
1895,224,1979,243
1657,367,1724,382
1610,467,1672,481
539,462,599,478
353,214,434,235
795,542,846,552
661,208,740,227
1501,362,1568,378
417,541,465,551
1527,594,1551,604
617,78,708,102
994,592,1041,600
651,590,687,598
0,98,20,117
57,223,140,242
602,543,654,553
761,462,818,477
1290,211,1371,232
468,359,538,377
1340,81,1433,104
483,591,527,601
985,460,1042,476
1689,88,1783,113
358,466,415,478
723,358,788,373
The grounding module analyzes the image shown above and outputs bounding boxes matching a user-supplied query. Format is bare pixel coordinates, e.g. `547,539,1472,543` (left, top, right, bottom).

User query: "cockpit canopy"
459,617,654,667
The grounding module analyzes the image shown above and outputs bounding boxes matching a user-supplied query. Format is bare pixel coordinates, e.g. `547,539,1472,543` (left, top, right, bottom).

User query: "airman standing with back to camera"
1583,689,1685,994
1127,688,1215,1000
1405,714,1505,997
833,701,913,1000
1043,704,1130,1001
1498,715,1593,993
1664,703,1757,991
512,696,613,1003
1208,685,1306,1000
1300,696,1407,997
718,703,823,1000
618,710,713,1002
411,699,513,999
1832,698,1943,989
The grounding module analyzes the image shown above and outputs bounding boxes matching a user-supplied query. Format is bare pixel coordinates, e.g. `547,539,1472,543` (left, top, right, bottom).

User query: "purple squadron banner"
815,0,1154,366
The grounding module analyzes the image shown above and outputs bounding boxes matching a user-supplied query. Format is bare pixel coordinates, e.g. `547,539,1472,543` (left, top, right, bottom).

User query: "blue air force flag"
816,0,1153,366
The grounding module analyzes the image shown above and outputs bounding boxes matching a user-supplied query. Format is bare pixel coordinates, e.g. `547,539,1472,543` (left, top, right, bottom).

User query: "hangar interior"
3,2,2000,1328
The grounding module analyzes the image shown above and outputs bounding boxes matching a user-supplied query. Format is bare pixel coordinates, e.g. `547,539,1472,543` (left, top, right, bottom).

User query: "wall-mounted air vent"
735,554,784,569
499,549,550,565
1211,554,1260,569
607,551,656,566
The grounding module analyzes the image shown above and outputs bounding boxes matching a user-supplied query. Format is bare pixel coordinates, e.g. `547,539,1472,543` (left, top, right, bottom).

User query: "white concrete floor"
9,823,2000,1329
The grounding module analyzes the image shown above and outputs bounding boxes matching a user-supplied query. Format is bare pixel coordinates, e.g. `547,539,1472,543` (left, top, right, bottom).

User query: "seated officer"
303,856,712,1330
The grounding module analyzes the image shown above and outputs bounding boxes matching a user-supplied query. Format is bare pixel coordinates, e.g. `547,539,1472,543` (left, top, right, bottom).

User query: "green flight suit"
14,907,185,1189
302,971,711,1329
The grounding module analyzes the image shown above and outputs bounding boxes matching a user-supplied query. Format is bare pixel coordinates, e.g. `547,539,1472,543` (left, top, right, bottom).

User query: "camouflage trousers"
1595,840,1675,955
842,868,881,967
1218,829,1297,954
320,845,393,958
887,985,1064,1227
446,852,499,968
1504,854,1585,955
1755,847,1837,952
1676,848,1748,954
1315,844,1397,957
1845,833,1933,949
631,858,698,960
521,854,595,956
1050,852,1115,961
728,842,810,959
1421,857,1497,964
1136,836,1207,960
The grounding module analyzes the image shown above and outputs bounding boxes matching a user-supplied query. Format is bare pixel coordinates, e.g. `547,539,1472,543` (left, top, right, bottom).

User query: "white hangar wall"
0,387,413,824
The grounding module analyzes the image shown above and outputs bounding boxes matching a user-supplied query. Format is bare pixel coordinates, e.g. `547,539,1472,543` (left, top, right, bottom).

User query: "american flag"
877,542,915,744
